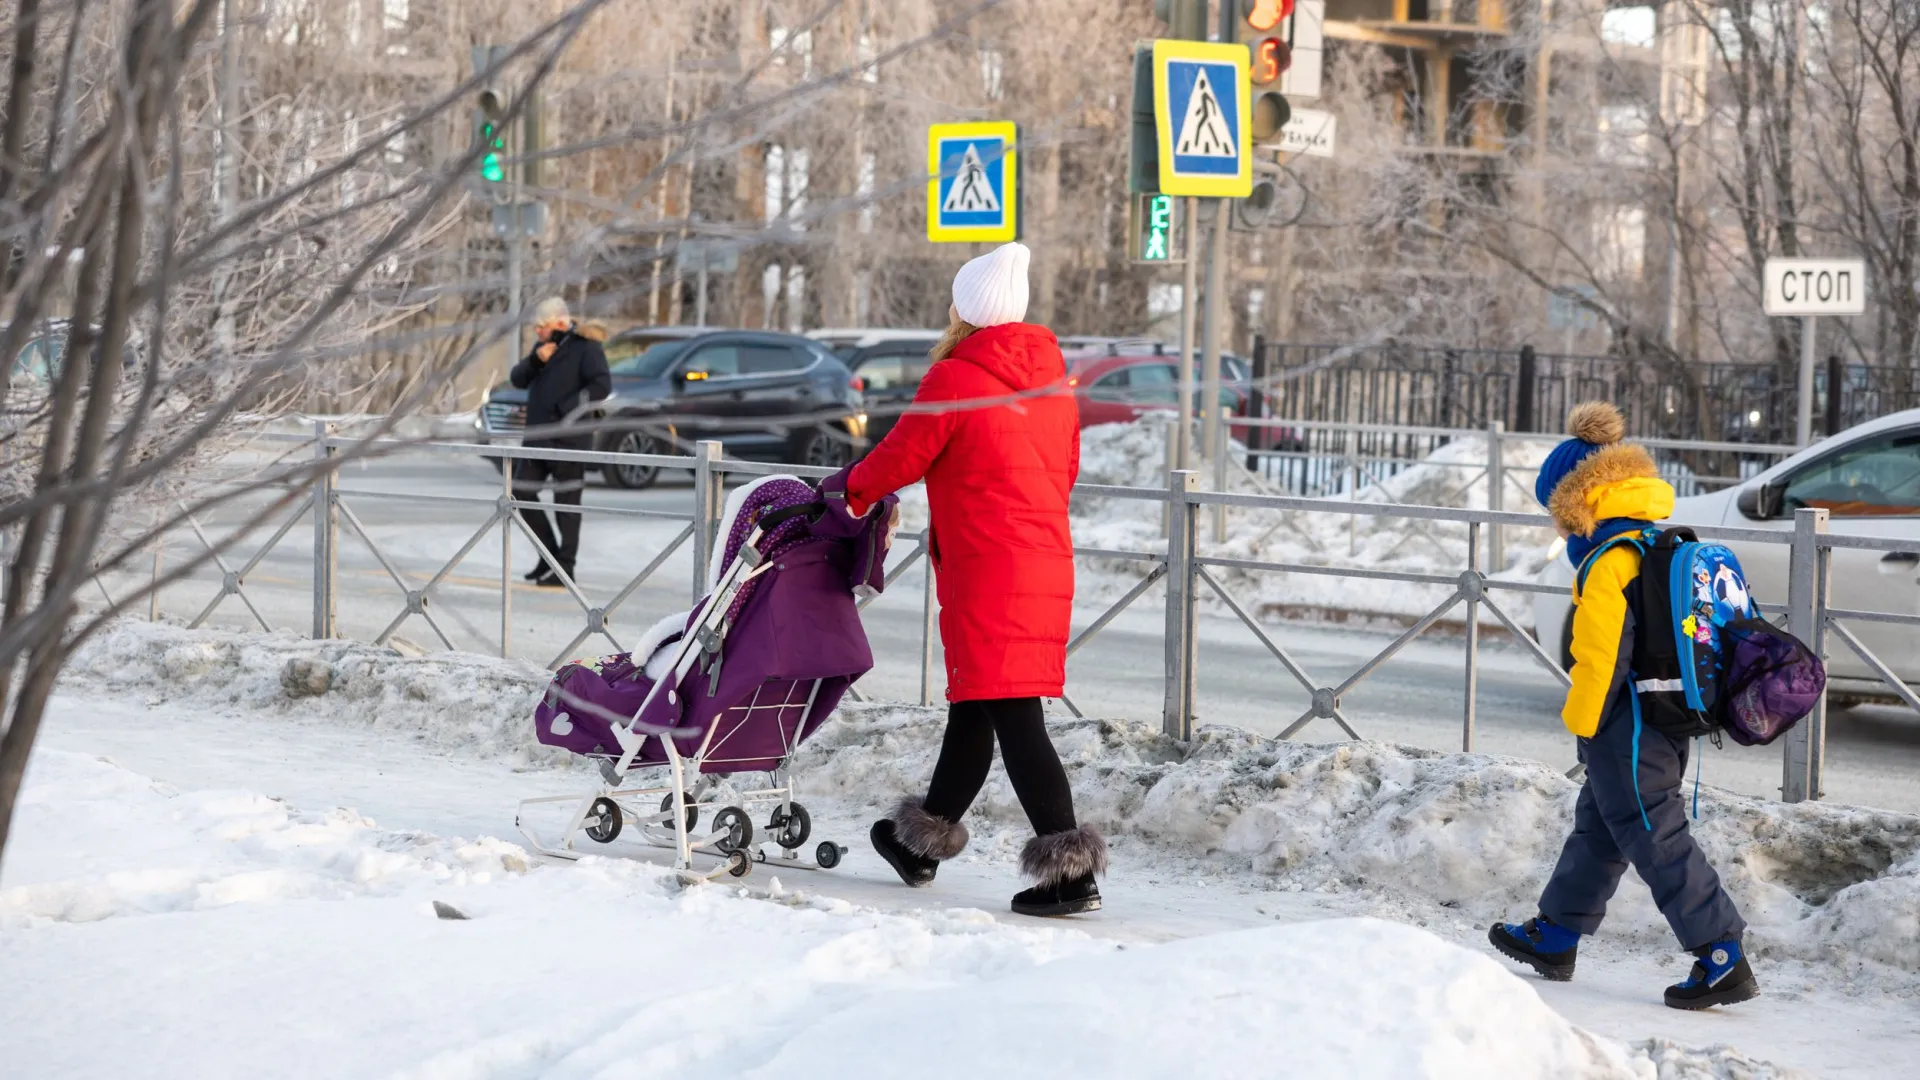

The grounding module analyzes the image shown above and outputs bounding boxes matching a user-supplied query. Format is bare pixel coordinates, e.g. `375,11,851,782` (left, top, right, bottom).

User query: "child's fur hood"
1546,403,1665,537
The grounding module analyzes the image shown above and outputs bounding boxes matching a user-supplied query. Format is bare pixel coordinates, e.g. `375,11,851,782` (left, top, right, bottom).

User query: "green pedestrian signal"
1130,193,1176,263
479,120,506,183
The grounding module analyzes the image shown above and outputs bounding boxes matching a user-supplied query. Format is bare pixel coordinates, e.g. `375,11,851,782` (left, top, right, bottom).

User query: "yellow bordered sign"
1152,40,1252,198
927,121,1018,243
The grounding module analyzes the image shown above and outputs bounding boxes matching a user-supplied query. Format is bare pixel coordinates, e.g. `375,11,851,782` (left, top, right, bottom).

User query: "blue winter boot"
1488,916,1579,981
1665,939,1758,1010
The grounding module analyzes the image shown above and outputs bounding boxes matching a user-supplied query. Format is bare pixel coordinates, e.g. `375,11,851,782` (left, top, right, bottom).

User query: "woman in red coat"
827,242,1103,917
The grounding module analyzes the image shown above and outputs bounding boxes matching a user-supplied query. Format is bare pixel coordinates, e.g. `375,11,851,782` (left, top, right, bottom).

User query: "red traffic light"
1244,0,1294,33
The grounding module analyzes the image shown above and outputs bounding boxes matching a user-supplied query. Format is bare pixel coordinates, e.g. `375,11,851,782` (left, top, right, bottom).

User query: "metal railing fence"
105,423,1920,808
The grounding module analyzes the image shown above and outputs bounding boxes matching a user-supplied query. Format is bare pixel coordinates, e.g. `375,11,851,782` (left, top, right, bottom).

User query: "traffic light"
1236,0,1294,143
1128,46,1157,194
1129,193,1177,262
475,87,509,194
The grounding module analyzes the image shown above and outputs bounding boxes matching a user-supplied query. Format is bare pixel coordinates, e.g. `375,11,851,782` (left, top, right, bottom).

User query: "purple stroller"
515,474,899,880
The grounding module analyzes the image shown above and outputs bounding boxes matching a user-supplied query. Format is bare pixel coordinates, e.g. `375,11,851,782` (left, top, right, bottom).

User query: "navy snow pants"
1537,693,1745,950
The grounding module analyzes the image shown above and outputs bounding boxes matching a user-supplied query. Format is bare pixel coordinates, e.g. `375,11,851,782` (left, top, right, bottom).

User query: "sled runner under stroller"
515,474,897,881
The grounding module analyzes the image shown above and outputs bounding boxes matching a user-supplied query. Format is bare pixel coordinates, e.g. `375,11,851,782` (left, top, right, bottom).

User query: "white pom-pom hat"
951,242,1030,328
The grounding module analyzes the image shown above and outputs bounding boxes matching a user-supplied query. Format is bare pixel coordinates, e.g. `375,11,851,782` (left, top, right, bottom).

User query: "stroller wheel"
725,850,753,878
712,806,754,854
659,793,699,833
767,802,812,849
584,797,623,844
815,841,843,870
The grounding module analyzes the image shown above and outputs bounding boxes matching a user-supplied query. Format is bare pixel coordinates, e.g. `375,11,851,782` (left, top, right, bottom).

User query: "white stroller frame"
515,517,849,882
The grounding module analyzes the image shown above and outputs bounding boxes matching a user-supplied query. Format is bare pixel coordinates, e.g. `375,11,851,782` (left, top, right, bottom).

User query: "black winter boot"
1665,940,1758,1010
1488,917,1579,982
871,798,968,888
1012,825,1106,917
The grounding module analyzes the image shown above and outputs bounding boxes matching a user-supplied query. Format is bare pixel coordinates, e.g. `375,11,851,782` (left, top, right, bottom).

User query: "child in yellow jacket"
1489,403,1756,1010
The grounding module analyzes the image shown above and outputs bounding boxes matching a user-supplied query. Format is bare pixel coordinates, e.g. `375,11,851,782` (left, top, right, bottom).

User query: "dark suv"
475,327,867,489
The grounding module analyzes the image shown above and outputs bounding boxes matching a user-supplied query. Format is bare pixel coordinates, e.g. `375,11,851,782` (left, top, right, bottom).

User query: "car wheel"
604,430,661,490
1558,604,1576,672
796,425,852,470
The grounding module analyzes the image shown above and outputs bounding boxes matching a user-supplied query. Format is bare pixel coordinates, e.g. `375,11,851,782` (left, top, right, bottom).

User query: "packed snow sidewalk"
7,623,1920,1076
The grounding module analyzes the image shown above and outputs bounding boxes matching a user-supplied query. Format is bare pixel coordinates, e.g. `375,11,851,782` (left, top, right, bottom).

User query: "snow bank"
1,747,1771,1078
66,620,556,764
1071,416,1559,629
802,706,1920,978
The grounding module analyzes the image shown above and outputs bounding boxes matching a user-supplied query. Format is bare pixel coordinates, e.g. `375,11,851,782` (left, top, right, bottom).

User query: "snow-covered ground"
7,623,1920,1076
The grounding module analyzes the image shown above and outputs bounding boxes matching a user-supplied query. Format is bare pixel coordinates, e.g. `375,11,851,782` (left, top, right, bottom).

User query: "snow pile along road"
803,705,1920,979
1070,416,1559,629
1,744,1783,1078
65,620,557,764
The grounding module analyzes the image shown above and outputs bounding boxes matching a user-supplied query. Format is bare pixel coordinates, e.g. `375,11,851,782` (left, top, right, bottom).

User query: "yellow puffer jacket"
1559,455,1675,738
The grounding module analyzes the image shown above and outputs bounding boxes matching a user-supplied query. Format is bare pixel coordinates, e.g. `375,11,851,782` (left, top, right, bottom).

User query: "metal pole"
695,256,710,327
1796,315,1817,447
500,457,513,658
310,421,337,639
1485,421,1505,573
148,541,162,622
691,440,725,603
1162,470,1199,740
507,109,525,359
1177,198,1199,470
920,541,937,707
1783,507,1830,802
1202,197,1227,508
1462,522,1481,753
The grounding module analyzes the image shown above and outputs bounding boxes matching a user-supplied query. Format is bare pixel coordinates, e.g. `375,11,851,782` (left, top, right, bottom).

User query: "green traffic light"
479,121,506,183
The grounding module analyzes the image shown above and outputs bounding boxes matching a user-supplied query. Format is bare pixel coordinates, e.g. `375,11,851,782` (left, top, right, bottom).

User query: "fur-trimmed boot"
870,798,968,887
1012,825,1106,917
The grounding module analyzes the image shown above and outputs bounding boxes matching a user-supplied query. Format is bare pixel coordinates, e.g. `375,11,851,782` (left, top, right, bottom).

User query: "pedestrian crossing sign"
927,121,1018,243
1153,40,1252,198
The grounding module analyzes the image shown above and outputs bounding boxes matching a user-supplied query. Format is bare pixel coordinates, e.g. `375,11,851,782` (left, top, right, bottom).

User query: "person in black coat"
511,297,610,585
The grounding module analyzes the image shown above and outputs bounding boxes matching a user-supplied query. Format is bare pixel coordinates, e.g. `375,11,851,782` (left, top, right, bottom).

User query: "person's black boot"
1665,940,1758,1010
523,565,550,582
1488,917,1579,982
870,798,967,888
1012,825,1106,917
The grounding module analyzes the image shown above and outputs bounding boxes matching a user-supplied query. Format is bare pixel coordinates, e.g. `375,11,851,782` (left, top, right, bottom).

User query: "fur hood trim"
1548,442,1667,537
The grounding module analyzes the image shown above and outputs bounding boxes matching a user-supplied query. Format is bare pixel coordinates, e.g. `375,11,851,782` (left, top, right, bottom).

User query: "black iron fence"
1241,341,1920,496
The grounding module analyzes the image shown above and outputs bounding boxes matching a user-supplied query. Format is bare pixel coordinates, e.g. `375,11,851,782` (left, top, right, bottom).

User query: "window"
1126,363,1180,404
1088,369,1132,401
858,353,926,392
608,338,690,378
739,344,805,375
1783,430,1920,516
682,344,740,378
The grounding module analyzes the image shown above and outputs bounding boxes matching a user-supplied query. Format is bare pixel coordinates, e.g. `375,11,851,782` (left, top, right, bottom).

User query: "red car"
1067,353,1252,440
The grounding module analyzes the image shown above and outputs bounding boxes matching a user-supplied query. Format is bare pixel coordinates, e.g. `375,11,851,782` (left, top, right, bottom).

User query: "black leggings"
921,697,1077,836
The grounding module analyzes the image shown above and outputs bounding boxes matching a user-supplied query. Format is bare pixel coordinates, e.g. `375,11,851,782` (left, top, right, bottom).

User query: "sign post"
927,121,1018,244
1764,257,1866,445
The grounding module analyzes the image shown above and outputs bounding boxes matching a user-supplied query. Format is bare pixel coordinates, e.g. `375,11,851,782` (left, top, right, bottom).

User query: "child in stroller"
516,474,899,880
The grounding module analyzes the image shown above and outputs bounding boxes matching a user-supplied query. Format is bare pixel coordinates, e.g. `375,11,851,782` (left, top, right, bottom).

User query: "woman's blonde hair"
930,312,977,363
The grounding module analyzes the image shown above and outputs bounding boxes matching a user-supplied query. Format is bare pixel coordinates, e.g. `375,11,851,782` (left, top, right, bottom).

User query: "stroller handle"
754,500,826,532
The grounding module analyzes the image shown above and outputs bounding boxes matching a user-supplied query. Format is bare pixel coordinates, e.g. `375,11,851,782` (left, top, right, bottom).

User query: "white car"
1533,408,1920,704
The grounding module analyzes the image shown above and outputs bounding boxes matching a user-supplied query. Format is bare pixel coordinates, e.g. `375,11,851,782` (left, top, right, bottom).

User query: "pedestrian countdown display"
1152,40,1252,199
927,121,1019,243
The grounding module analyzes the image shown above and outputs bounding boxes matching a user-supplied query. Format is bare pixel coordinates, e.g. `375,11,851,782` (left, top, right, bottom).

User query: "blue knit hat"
1534,402,1626,508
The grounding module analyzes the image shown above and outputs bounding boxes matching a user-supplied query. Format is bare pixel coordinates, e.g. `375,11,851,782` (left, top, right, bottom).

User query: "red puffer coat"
845,322,1078,702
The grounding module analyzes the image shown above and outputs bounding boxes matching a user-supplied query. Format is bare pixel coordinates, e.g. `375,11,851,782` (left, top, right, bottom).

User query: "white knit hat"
951,242,1030,328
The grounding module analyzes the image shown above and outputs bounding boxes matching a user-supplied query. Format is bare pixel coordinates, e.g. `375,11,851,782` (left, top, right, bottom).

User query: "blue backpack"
1576,526,1760,739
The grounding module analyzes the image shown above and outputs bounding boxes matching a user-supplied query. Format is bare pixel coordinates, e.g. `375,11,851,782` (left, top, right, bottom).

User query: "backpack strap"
1574,526,1659,595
